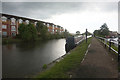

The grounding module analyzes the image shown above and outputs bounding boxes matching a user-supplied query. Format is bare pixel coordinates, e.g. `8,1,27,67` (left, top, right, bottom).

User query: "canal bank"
36,37,92,78
2,36,65,44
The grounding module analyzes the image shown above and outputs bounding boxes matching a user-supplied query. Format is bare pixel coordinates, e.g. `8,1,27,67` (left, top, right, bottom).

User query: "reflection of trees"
6,44,13,50
16,40,48,52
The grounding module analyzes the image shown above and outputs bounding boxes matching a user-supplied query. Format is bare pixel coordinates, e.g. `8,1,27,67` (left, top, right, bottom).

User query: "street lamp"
118,34,120,61
86,29,87,43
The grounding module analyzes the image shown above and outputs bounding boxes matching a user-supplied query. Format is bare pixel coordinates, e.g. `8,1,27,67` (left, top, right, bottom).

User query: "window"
2,25,7,29
11,26,16,31
43,23,45,25
47,24,49,27
19,19,23,24
11,18,16,25
2,32,7,36
56,25,58,28
26,20,29,24
2,16,7,22
52,25,54,29
60,27,61,30
35,22,37,26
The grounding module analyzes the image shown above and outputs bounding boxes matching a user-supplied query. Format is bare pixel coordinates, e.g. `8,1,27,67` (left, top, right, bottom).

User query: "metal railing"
96,36,118,54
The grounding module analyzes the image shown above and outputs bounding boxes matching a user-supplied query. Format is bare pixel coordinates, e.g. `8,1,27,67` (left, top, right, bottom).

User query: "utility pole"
118,34,120,61
86,29,87,43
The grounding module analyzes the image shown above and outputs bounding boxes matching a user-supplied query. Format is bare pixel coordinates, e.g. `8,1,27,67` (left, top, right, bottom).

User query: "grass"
42,64,47,69
36,37,92,78
105,41,118,52
98,39,118,55
109,43,118,52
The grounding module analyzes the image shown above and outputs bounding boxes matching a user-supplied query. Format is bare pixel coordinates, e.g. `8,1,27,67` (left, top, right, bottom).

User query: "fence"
96,36,118,54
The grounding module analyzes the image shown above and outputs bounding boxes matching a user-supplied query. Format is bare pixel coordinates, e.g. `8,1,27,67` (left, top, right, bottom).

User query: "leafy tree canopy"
18,23,37,41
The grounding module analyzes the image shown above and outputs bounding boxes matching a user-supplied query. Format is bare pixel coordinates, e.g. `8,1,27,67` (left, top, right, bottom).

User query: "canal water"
3,39,66,78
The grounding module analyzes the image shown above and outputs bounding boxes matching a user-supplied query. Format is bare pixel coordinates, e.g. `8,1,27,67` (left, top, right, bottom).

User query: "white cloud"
2,0,119,2
44,3,118,33
2,2,118,34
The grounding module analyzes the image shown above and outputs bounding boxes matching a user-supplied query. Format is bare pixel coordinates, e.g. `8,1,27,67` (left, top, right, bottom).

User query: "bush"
18,23,37,41
42,64,47,69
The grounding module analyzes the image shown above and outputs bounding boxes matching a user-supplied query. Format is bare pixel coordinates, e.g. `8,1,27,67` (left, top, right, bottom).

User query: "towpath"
71,37,118,78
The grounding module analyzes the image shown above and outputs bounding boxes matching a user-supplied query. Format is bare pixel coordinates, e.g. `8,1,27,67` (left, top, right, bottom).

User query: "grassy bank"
99,39,118,52
2,35,65,44
106,42,118,52
36,37,92,78
98,39,118,56
2,38,23,44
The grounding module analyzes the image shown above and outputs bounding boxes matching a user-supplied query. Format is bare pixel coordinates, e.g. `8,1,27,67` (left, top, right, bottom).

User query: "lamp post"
86,29,87,43
118,34,120,61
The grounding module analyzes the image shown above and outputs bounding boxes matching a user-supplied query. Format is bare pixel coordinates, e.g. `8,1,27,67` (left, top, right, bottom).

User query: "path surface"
71,37,118,78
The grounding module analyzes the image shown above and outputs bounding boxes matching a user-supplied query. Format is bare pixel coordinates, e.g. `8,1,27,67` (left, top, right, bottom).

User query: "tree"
36,22,42,33
76,31,80,35
93,30,100,36
18,23,26,38
64,29,69,38
93,23,109,37
36,22,48,40
18,23,37,41
100,23,109,37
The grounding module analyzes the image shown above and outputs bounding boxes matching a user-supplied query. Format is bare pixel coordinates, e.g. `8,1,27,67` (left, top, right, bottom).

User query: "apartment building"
1,13,64,37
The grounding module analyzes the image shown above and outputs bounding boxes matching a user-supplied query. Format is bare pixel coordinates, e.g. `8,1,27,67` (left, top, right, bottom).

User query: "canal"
3,39,66,78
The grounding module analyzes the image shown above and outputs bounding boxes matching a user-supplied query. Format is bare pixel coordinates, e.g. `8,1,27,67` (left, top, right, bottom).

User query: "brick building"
1,13,64,37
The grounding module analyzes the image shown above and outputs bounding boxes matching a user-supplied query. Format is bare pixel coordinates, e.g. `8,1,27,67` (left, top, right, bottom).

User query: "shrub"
42,64,47,69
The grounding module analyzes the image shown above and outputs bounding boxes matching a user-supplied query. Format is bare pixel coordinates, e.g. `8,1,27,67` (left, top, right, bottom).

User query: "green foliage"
36,22,48,40
2,38,22,44
76,31,80,35
19,22,68,41
82,32,92,36
42,64,47,69
18,23,37,41
36,22,66,40
36,22,42,33
63,29,72,38
94,23,109,37
100,23,109,36
18,23,26,37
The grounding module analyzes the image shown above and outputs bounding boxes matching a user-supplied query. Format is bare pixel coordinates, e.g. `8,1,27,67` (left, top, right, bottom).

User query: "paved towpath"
71,37,118,78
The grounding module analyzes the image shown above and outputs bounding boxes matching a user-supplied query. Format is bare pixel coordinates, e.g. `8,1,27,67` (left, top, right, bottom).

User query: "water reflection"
3,39,66,78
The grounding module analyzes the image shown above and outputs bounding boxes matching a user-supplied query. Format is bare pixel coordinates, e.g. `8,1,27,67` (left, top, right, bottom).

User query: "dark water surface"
3,39,66,78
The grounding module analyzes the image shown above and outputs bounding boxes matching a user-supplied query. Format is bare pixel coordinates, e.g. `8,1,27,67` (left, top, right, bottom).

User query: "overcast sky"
2,1,118,34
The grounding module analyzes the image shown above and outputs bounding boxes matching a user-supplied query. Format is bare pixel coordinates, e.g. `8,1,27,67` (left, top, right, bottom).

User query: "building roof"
2,13,44,22
1,13,64,29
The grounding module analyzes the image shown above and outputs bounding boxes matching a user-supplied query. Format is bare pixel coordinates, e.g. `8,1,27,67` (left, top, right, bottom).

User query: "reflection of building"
1,13,64,37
